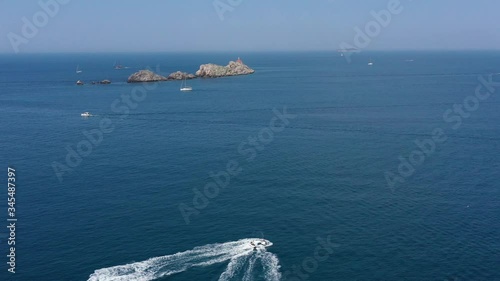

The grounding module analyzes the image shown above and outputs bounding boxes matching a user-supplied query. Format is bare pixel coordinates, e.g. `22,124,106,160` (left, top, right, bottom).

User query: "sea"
0,51,499,281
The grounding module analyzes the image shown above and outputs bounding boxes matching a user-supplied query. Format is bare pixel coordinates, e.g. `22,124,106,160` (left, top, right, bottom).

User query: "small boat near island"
114,61,126,70
76,80,84,85
180,78,192,92
81,112,92,117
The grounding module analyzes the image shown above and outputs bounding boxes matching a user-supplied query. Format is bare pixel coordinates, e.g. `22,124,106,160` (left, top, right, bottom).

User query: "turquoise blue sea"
1,51,500,280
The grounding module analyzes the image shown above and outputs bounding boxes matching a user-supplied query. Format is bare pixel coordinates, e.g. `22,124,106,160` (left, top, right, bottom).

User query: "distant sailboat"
114,61,124,70
368,59,374,66
76,65,82,74
180,77,192,92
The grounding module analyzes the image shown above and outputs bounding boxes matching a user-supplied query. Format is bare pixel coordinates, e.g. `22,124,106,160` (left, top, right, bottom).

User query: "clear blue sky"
1,0,499,53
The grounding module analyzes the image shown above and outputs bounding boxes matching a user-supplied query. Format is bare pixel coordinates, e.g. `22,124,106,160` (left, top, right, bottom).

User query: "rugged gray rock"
127,59,254,83
195,60,255,78
167,71,196,80
127,70,168,83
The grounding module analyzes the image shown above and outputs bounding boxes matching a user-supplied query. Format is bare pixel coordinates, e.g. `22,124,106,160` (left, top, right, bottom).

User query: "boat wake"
87,238,281,281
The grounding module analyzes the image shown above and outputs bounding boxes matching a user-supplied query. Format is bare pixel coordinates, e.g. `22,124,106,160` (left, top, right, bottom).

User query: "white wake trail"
218,253,251,281
218,248,282,281
242,254,258,281
261,252,282,281
88,239,279,281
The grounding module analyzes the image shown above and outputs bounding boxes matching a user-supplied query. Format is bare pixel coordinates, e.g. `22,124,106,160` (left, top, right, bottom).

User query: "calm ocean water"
1,51,499,281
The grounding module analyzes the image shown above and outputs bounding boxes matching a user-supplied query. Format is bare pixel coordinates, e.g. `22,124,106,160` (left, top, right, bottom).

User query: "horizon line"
1,48,500,55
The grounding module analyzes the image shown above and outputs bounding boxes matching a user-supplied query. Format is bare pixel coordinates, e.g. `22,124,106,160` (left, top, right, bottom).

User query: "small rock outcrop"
127,70,168,83
196,59,255,78
167,71,196,80
97,79,111,84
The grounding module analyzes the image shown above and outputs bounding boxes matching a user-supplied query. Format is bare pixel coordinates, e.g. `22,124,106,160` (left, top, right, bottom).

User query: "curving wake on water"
88,238,281,281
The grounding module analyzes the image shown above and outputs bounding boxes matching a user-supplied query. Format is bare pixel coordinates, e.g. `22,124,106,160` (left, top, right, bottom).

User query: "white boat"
114,61,124,70
76,65,82,74
81,112,92,117
180,78,193,92
250,239,272,251
368,59,374,66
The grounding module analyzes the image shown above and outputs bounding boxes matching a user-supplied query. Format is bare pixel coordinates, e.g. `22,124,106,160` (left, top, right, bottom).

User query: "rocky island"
195,58,255,78
127,58,254,83
127,70,169,83
167,71,196,80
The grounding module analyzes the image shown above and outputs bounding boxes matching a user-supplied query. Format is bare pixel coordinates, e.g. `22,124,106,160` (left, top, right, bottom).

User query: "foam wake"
218,250,281,281
88,238,281,281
